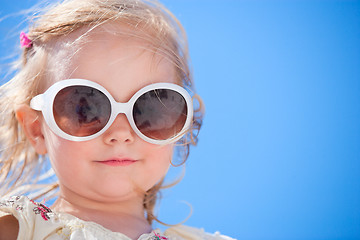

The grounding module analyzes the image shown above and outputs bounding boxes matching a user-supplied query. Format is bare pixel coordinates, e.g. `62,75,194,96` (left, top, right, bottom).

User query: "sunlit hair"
0,0,204,225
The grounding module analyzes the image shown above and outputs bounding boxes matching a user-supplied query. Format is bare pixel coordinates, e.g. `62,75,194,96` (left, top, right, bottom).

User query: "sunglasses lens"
53,86,111,137
133,89,188,140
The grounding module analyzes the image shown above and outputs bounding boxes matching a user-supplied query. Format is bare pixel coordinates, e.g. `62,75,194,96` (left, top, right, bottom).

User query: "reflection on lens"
53,86,111,137
133,89,187,140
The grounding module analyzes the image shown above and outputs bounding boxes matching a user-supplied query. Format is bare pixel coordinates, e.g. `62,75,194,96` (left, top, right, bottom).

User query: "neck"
51,187,152,239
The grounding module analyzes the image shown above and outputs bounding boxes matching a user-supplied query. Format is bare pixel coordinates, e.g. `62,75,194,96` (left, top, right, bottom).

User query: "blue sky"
1,0,360,239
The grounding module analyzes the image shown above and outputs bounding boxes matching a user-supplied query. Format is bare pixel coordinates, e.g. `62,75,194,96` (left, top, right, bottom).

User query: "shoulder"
0,195,59,239
0,195,43,220
0,215,19,240
164,225,236,240
0,196,33,239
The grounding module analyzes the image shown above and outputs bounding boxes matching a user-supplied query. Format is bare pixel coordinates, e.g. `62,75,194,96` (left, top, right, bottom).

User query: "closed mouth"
96,159,137,166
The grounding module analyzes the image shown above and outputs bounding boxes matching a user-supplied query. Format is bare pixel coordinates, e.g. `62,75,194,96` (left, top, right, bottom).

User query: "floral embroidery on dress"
0,196,23,212
1,196,53,221
153,232,168,240
30,199,53,221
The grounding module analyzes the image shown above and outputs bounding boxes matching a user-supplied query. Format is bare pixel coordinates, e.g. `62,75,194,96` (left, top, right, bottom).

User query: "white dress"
0,196,235,240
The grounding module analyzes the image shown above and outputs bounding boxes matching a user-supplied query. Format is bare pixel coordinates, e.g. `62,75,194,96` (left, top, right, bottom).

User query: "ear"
16,104,47,155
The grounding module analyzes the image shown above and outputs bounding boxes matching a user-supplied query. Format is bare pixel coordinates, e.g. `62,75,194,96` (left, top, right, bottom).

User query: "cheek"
41,124,60,159
141,144,174,190
151,144,173,169
42,125,86,173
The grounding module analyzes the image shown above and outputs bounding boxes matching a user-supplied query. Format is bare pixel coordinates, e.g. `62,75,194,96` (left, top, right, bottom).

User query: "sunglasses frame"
30,79,193,145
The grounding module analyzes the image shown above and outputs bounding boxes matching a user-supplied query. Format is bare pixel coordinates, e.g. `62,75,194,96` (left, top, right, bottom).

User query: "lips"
96,158,137,166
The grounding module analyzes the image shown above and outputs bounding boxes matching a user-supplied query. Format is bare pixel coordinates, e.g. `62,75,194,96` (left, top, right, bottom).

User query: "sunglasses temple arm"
30,94,44,111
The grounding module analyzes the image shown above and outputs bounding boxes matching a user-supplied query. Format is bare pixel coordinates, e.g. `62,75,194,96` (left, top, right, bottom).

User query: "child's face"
39,27,176,203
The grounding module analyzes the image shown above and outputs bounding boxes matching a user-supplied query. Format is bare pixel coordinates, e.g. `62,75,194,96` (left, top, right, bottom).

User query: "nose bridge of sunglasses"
112,101,133,120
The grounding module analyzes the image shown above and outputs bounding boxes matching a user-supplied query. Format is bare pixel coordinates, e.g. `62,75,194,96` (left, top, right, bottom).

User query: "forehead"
46,23,177,87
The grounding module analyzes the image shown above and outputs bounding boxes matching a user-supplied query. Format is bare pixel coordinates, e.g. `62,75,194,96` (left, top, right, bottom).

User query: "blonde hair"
0,0,203,225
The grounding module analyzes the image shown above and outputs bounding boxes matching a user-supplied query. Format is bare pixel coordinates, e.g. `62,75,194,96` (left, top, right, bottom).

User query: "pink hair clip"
20,32,32,48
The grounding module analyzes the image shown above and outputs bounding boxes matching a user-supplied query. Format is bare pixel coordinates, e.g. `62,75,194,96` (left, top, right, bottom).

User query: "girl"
0,0,234,239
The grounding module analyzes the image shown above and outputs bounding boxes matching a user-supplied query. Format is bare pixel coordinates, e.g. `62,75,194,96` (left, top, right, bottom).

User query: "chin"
94,186,142,202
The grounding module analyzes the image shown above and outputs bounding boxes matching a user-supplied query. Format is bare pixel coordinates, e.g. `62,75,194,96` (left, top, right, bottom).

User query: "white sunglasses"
30,79,193,145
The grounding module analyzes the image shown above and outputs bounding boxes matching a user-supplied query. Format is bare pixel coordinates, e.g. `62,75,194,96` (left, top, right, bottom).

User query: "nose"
102,114,135,145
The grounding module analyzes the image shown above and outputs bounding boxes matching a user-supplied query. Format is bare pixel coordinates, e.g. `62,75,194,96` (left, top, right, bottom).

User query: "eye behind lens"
53,85,111,137
133,89,188,140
